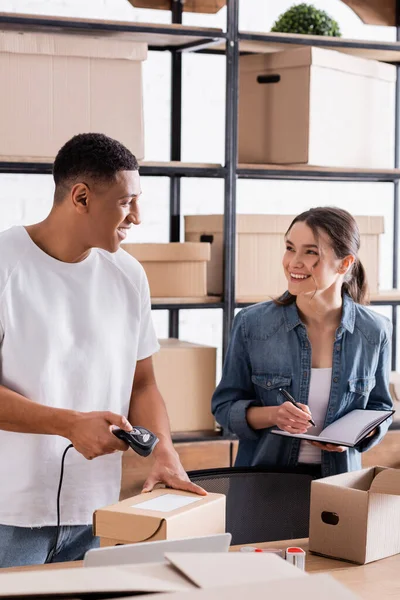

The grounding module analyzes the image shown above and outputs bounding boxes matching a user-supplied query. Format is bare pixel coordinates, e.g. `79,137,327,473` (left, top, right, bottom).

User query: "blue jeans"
0,524,100,568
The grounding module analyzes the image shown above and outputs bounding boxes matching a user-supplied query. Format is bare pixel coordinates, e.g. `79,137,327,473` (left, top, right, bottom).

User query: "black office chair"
188,466,318,545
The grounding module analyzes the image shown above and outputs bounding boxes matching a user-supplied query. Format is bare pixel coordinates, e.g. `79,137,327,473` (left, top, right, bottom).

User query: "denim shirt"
212,295,393,477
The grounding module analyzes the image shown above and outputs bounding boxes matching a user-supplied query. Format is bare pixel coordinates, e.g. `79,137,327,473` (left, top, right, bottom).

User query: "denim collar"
283,293,356,334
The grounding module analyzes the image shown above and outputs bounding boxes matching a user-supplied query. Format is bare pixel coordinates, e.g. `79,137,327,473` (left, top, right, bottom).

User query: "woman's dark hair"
275,207,369,306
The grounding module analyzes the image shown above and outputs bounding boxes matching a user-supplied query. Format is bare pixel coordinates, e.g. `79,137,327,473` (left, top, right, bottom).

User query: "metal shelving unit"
1,1,400,371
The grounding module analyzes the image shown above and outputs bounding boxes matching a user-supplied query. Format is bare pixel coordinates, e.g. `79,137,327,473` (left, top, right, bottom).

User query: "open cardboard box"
94,488,226,547
0,553,359,599
309,466,400,564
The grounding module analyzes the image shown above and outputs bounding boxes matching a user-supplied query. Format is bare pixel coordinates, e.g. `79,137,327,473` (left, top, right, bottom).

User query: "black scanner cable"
45,443,73,564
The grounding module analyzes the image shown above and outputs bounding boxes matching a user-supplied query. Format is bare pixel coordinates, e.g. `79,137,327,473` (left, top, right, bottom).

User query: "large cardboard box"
153,339,216,433
185,214,384,299
238,47,395,168
122,243,210,297
0,30,146,162
0,553,358,599
309,466,400,564
94,488,226,547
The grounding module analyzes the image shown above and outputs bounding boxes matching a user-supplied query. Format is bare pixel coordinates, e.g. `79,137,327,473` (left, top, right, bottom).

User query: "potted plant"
271,3,342,37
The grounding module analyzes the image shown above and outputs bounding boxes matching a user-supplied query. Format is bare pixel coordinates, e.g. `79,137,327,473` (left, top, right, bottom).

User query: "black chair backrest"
188,467,318,546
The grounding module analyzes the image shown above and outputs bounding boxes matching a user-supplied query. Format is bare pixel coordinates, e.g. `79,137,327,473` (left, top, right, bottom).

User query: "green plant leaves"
271,3,342,37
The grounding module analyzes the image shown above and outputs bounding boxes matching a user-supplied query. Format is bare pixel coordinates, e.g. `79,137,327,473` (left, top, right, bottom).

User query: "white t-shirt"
297,368,332,464
0,226,160,527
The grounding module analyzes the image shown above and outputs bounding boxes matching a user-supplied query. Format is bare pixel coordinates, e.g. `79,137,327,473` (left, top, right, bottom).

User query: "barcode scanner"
113,426,159,457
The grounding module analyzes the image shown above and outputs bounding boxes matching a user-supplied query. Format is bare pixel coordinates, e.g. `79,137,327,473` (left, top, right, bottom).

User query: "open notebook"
271,409,394,448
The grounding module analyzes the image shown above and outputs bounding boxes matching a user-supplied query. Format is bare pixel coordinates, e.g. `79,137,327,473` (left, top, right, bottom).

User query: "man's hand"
66,411,133,460
308,441,346,453
142,447,207,496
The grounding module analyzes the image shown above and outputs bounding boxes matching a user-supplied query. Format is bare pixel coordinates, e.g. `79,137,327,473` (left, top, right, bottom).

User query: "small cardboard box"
122,243,210,298
127,0,226,13
94,488,226,547
153,339,216,433
0,30,146,162
185,214,384,298
309,466,400,564
0,553,358,599
239,47,395,168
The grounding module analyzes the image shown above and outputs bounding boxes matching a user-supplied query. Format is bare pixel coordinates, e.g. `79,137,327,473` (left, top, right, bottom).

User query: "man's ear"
71,183,90,213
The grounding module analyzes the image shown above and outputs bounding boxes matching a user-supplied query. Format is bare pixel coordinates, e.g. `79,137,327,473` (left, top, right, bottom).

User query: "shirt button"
305,342,309,348
303,371,307,378
333,377,338,383
336,345,340,351
267,381,272,387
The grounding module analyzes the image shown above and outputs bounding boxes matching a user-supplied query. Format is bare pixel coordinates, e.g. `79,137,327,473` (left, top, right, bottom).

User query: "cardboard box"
94,488,226,547
153,339,216,433
122,243,210,297
185,214,384,298
238,47,395,168
0,30,146,162
309,466,400,564
0,553,358,599
127,0,226,13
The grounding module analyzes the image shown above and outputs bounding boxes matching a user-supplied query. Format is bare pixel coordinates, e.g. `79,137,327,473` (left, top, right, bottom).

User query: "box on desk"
153,339,216,433
122,243,211,297
238,47,395,168
185,214,384,298
0,30,146,162
94,488,226,547
309,466,400,564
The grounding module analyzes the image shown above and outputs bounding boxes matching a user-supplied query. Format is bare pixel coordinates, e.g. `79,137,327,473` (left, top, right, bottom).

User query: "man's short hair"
53,133,139,202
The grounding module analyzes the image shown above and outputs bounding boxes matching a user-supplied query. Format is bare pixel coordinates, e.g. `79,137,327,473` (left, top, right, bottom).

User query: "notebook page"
319,409,391,445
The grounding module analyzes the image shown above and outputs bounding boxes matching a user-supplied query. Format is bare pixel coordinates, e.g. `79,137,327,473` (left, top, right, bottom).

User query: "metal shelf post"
222,0,239,359
168,0,184,339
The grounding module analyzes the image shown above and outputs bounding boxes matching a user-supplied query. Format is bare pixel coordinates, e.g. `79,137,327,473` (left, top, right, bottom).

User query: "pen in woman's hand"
278,388,316,427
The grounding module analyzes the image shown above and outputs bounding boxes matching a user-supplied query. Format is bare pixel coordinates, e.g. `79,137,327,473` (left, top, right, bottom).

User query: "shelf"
370,290,400,304
238,164,400,183
140,161,224,178
151,296,223,310
0,12,225,51
0,161,225,178
236,291,400,308
172,430,235,444
237,31,400,63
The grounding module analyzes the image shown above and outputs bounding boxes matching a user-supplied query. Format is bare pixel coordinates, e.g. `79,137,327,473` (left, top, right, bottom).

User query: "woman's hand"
308,441,346,453
276,401,313,434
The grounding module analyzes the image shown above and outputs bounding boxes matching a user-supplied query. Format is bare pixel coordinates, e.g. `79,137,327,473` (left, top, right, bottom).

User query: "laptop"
83,533,232,567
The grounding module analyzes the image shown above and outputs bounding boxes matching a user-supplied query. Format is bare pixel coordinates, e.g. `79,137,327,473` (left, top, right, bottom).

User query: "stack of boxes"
0,22,392,438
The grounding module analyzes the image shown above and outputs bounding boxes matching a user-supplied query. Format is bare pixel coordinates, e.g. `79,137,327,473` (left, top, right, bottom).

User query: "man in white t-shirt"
0,133,205,568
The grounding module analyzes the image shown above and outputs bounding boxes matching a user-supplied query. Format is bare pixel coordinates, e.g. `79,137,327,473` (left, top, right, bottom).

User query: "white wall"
0,0,397,372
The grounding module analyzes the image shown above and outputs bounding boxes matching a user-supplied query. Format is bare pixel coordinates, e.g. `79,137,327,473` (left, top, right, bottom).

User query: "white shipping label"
133,494,201,513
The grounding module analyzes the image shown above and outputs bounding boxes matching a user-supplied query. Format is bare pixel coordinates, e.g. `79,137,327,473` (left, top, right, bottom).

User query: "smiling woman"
211,206,393,479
